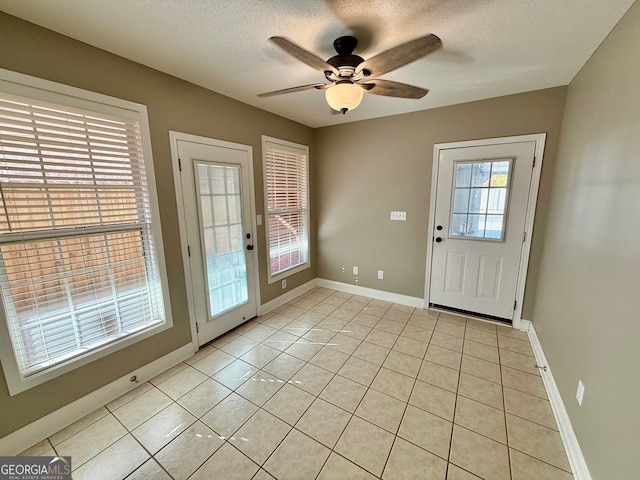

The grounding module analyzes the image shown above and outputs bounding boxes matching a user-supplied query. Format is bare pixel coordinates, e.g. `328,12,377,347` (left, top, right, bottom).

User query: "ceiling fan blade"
257,83,329,97
270,37,339,76
356,34,442,77
360,79,429,99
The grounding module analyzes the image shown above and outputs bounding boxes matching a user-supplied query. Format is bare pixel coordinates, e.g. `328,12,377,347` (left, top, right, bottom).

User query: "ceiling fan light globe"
325,83,363,113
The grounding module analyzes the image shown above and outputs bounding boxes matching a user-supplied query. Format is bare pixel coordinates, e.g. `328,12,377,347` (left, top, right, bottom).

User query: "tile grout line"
316,293,406,478
498,332,515,480
183,317,319,478
108,399,178,480
218,305,345,478
157,313,318,478
444,314,466,479
377,308,435,479
270,292,388,479
308,300,390,478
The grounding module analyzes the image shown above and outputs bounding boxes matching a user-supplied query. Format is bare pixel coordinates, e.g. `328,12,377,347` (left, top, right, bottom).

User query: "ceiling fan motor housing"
326,36,364,78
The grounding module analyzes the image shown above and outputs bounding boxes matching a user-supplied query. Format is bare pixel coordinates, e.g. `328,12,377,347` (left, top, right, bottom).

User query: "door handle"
435,237,442,243
246,244,254,250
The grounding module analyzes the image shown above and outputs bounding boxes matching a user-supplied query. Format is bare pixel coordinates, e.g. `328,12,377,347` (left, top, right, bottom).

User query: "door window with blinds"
0,70,170,393
262,136,309,282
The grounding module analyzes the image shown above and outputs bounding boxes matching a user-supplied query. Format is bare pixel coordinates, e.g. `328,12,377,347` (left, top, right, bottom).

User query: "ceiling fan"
258,34,442,114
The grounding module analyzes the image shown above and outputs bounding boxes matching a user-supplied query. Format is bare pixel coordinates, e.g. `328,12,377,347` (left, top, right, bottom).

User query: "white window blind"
263,139,309,279
0,91,166,379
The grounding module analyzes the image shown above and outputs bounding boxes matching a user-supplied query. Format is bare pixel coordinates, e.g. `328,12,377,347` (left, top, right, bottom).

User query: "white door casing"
170,132,259,346
426,134,546,326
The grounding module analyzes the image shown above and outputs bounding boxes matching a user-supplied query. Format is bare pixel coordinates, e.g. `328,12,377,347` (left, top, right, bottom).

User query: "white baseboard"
0,342,196,456
526,322,592,480
259,279,317,315
316,279,425,308
520,319,532,331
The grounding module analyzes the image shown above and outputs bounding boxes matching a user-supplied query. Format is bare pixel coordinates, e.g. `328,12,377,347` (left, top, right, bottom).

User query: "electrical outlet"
353,266,358,275
576,380,585,406
281,279,286,289
377,270,384,279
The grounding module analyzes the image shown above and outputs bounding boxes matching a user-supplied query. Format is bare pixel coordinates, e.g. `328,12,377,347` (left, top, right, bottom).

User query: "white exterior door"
429,140,537,321
175,137,258,345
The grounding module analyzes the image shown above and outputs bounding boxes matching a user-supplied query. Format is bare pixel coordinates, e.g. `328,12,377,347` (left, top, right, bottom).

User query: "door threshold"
429,303,512,326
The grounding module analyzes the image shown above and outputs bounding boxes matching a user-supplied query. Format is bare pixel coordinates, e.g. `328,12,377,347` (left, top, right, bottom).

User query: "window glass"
449,159,512,241
262,138,310,280
0,84,167,385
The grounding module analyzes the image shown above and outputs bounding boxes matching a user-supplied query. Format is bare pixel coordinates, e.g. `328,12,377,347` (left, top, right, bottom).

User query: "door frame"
169,131,261,348
424,133,546,329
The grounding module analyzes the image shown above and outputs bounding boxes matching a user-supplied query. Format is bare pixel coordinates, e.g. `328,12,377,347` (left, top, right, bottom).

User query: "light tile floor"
20,287,574,480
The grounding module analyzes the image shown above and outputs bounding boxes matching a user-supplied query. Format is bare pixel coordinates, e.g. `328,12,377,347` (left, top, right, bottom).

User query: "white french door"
428,136,544,323
172,134,258,346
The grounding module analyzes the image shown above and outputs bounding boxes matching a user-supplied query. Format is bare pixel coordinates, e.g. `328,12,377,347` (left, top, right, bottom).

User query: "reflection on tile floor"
19,287,574,479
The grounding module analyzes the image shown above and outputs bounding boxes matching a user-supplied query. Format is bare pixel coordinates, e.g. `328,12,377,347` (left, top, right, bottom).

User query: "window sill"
266,262,311,285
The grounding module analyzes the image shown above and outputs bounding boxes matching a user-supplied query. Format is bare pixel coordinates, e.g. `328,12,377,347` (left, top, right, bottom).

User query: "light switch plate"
390,211,407,221
256,214,262,226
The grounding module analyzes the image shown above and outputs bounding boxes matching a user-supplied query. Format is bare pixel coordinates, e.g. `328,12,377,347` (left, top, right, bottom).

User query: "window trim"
0,68,173,395
261,135,310,284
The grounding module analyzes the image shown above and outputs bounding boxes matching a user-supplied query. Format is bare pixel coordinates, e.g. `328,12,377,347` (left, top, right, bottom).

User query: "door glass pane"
488,188,506,212
455,163,472,187
450,159,512,241
228,195,241,223
490,161,510,186
197,163,248,318
453,189,469,213
485,215,504,239
468,188,488,213
471,162,491,187
201,199,212,226
466,214,485,237
199,166,211,194
451,214,467,236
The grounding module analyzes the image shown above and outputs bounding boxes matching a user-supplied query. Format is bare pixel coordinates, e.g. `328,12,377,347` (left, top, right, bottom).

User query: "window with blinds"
0,73,168,390
262,137,309,281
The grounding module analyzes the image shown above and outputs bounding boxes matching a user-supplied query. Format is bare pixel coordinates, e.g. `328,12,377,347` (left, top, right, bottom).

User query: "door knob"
435,237,442,243
246,244,254,250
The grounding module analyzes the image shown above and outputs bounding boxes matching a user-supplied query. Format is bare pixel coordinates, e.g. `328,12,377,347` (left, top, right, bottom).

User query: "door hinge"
196,322,199,333
523,231,526,243
532,156,536,168
178,158,182,172
513,300,517,311
187,245,191,257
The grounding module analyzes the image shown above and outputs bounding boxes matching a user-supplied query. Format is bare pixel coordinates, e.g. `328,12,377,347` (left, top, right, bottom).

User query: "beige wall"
314,87,566,317
0,13,315,437
531,2,640,478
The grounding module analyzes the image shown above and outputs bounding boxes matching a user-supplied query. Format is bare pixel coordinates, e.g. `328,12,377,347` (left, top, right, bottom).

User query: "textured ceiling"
0,0,635,128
